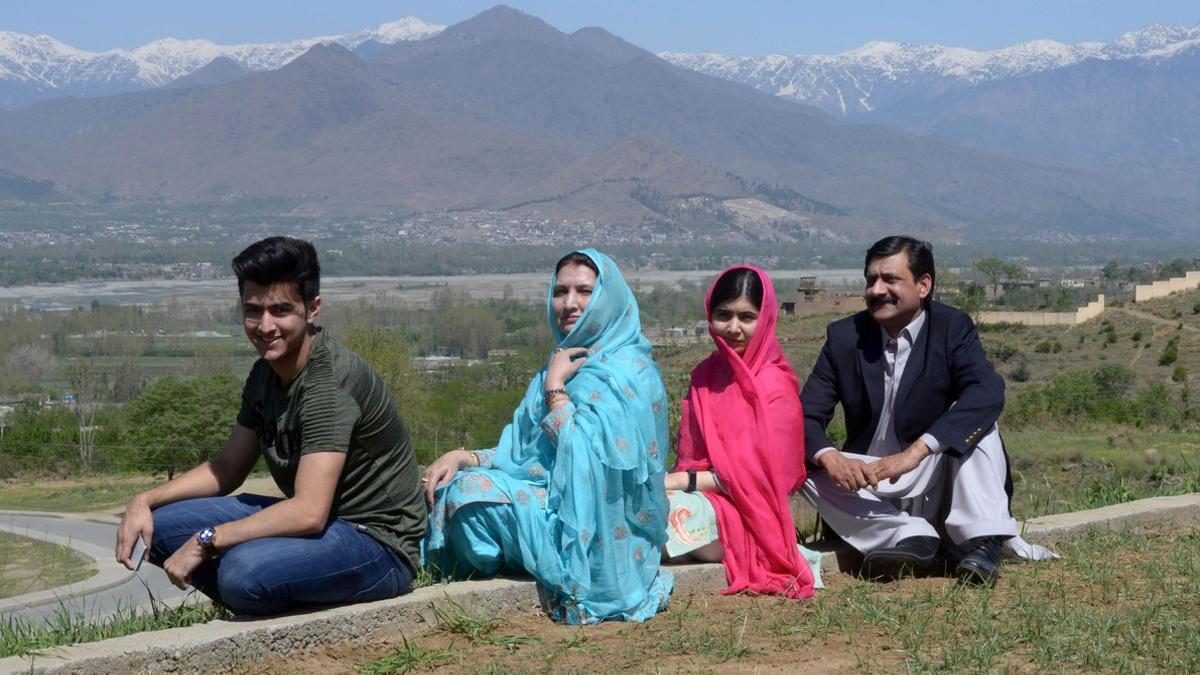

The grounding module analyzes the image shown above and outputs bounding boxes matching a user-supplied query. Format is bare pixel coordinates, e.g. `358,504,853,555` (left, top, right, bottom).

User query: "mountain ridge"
0,17,445,109
660,23,1200,116
0,7,1188,242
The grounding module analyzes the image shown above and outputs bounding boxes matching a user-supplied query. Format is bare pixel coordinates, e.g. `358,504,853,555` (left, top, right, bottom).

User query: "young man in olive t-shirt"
115,237,426,616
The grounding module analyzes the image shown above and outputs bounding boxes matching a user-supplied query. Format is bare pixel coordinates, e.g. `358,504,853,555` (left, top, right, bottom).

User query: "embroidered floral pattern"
615,436,629,453
633,547,645,562
668,506,706,545
541,406,573,442
647,441,659,459
516,489,530,505
589,390,602,402
613,525,628,541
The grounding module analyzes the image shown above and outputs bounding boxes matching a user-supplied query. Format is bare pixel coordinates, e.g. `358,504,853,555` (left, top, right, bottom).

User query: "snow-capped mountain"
661,23,1200,116
0,17,445,109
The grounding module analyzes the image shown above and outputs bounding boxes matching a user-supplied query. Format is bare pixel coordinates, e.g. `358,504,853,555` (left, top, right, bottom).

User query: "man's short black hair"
232,237,321,305
865,235,935,308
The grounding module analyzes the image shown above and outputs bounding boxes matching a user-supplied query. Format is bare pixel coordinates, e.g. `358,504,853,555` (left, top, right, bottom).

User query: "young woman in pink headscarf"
664,266,819,598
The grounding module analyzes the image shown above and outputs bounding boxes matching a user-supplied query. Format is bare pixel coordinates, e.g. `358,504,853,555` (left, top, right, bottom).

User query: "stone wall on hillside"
1134,271,1200,303
978,295,1106,326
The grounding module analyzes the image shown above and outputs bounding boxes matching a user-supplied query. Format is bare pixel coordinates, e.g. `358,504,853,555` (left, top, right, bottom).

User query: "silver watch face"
197,527,216,545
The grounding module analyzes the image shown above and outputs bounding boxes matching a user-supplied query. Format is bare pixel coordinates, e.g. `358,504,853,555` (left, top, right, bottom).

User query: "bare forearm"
665,470,722,493
211,497,329,549
134,461,229,510
210,450,345,550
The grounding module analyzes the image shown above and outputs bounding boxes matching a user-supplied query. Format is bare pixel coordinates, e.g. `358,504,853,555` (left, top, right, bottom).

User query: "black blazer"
800,301,1005,461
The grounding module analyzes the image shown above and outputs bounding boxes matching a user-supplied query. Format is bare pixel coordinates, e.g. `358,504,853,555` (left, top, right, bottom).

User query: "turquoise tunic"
425,249,674,623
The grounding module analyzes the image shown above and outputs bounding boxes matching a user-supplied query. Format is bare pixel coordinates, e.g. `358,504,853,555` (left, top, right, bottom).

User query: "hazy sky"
4,1,1198,55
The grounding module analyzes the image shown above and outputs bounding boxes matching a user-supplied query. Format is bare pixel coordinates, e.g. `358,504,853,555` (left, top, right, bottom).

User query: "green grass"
430,598,502,646
777,527,1200,672
357,635,461,673
351,525,1200,673
0,593,231,658
0,533,95,600
1005,428,1200,519
0,477,159,513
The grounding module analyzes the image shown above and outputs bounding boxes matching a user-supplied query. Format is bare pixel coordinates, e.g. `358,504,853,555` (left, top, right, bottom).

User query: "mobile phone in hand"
131,535,148,571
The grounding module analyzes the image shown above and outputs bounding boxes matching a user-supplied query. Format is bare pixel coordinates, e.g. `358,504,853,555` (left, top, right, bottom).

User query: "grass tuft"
0,591,230,658
430,598,500,645
357,635,460,674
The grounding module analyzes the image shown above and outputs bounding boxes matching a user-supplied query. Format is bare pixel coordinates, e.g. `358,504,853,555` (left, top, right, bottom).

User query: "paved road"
0,511,188,625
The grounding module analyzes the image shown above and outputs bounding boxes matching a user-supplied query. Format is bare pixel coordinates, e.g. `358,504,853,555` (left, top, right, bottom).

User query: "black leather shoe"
955,536,1009,587
863,536,941,580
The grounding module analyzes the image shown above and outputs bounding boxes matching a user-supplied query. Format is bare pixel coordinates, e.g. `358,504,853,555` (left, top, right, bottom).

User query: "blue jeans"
150,494,412,616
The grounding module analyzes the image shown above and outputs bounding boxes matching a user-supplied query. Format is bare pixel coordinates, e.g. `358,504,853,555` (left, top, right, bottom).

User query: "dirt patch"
246,573,913,674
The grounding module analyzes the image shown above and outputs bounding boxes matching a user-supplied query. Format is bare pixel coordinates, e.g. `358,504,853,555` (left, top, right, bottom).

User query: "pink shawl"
674,266,815,598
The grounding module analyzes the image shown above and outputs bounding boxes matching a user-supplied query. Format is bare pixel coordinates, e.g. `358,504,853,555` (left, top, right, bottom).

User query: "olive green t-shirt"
236,330,426,573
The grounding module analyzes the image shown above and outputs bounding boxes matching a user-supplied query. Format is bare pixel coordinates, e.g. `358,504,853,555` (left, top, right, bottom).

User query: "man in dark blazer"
800,236,1018,585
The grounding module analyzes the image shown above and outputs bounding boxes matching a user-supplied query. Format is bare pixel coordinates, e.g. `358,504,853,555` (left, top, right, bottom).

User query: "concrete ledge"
3,494,1197,674
1021,493,1200,546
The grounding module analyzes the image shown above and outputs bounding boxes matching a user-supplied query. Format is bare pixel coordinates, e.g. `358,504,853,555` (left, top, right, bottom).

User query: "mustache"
869,296,898,307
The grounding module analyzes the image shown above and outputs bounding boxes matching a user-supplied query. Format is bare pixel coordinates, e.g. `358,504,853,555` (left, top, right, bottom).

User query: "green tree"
123,374,240,478
339,326,434,457
974,257,1027,302
1101,260,1121,281
436,307,504,360
64,359,140,472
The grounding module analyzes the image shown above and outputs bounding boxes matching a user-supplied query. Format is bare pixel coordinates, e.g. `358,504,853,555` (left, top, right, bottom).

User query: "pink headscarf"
674,266,815,598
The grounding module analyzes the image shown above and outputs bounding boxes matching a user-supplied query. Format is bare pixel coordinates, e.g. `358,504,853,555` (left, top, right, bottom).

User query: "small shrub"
987,342,1021,363
1173,366,1187,383
1160,337,1180,366
1192,302,1200,315
1131,330,1143,342
1105,330,1118,345
1035,340,1053,354
1009,363,1030,382
1052,341,1063,353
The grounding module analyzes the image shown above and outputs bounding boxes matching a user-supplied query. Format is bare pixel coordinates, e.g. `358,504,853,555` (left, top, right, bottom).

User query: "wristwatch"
196,527,220,560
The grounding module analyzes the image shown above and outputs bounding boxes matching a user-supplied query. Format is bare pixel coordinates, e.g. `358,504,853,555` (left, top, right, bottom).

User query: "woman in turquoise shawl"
421,249,674,624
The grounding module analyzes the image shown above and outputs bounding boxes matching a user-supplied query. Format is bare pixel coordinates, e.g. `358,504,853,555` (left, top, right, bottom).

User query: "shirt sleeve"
298,386,358,455
812,446,838,462
540,401,575,444
919,433,942,454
